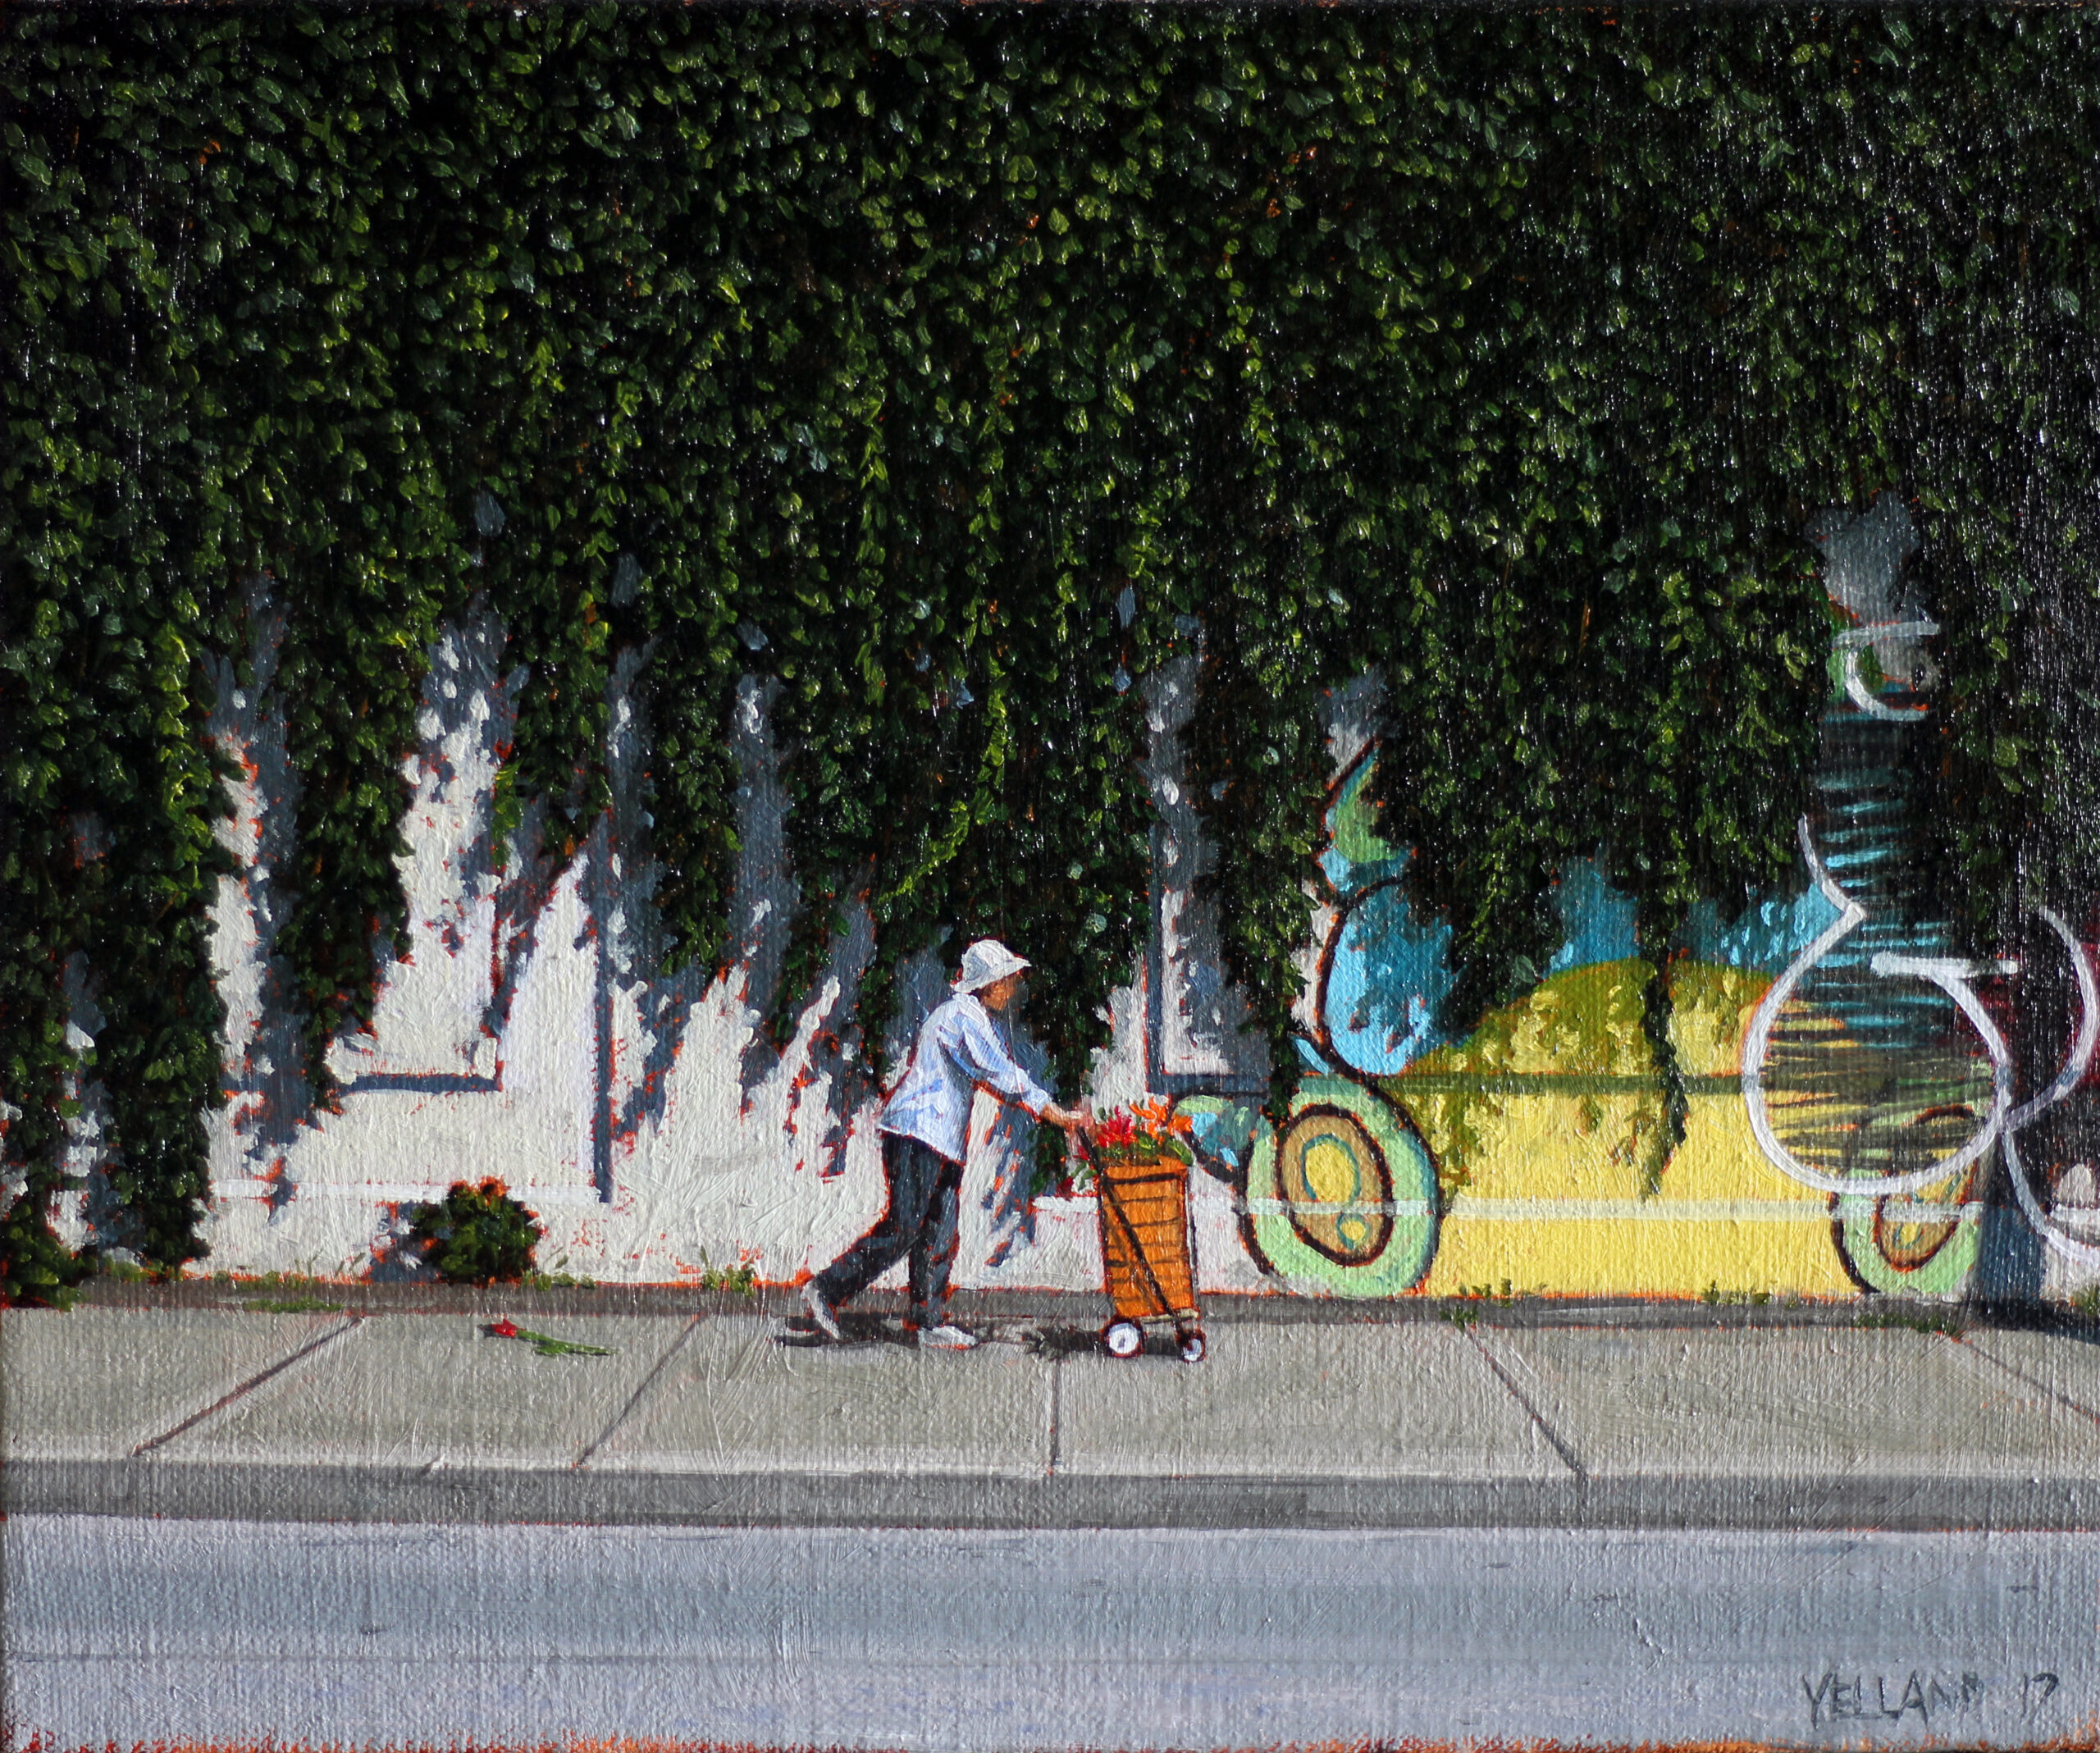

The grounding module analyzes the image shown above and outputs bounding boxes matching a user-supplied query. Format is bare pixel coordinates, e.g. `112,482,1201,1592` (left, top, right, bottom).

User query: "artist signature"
1803,1669,2063,1728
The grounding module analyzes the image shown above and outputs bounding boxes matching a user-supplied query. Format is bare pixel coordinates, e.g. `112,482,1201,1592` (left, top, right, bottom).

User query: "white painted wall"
55,596,1262,1293
52,559,2087,1300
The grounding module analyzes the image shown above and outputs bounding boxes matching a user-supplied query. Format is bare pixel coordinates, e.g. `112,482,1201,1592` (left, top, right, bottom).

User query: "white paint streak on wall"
175,604,1185,1292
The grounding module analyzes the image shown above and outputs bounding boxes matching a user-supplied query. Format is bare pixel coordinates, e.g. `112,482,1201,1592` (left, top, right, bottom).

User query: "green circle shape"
1832,1103,1985,1298
1245,1075,1440,1298
1279,1107,1394,1266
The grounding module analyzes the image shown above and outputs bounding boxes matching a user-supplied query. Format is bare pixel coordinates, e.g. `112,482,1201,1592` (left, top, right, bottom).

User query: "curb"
53,1279,2100,1340
11,1458,2098,1534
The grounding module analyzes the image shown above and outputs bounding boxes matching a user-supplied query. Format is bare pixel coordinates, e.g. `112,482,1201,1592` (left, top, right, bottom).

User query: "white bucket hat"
953,938,1030,993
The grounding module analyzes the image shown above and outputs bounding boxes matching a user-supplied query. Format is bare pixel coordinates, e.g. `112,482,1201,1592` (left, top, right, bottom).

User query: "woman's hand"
1039,1102,1091,1135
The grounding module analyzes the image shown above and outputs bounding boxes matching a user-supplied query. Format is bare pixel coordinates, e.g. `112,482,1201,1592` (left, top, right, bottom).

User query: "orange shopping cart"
1079,1130,1206,1363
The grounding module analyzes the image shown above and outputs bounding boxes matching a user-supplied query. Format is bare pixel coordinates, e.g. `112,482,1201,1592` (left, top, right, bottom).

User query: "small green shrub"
244,1270,327,1292
405,1179,542,1286
698,1261,758,1297
523,1269,596,1290
90,1251,158,1284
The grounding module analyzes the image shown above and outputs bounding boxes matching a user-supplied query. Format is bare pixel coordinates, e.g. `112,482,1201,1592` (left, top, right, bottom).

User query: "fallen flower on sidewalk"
484,1317,614,1357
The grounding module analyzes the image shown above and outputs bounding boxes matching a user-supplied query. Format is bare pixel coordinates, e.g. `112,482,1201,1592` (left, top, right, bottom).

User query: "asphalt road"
8,1515,2098,1751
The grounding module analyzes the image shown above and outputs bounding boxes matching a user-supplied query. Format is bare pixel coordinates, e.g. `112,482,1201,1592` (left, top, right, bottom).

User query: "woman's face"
979,972,1023,1011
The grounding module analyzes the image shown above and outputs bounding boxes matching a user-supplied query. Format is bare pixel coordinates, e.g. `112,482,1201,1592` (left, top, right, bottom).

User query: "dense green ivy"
5,8,2098,1293
2,36,244,1290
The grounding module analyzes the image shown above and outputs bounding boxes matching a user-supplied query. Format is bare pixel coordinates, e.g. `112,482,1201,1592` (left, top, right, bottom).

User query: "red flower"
1097,1112,1137,1150
487,1317,519,1339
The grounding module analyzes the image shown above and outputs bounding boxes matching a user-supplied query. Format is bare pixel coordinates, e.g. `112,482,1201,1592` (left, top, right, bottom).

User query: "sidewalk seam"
1465,1328,1587,1481
1960,1334,2100,1429
130,1315,364,1457
1047,1357,1062,1477
572,1312,703,1471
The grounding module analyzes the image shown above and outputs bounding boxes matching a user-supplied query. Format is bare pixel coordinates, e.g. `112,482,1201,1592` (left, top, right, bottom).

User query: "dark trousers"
812,1132,964,1326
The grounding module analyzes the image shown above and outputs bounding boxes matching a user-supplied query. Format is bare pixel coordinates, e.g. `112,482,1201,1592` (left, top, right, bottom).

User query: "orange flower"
1133,1098,1192,1138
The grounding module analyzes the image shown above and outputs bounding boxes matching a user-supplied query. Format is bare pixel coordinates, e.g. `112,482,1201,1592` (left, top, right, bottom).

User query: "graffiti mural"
38,500,2094,1308
1165,498,2100,1304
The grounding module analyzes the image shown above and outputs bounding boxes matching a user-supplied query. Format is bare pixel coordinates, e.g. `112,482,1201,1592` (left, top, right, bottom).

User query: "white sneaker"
801,1282,842,1340
916,1322,979,1350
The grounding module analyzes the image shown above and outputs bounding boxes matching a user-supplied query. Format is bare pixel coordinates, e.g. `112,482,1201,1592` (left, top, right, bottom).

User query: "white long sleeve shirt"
878,991,1054,1164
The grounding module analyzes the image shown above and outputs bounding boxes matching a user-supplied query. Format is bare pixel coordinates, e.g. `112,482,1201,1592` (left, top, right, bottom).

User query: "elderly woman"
801,938,1089,1349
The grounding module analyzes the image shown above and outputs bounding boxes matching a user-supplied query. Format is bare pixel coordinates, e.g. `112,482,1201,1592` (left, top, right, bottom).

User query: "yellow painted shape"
1407,957,1769,1084
1391,958,1854,1300
1413,1092,1853,1299
1666,960,1774,1078
1300,1136,1363,1205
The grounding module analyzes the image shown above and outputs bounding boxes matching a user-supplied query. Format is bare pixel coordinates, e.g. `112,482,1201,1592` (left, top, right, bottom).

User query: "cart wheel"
1103,1320,1144,1358
1176,1328,1207,1364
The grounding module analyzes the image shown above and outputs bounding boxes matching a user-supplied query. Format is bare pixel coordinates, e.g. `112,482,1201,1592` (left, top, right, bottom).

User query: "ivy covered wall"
5,7,2098,1297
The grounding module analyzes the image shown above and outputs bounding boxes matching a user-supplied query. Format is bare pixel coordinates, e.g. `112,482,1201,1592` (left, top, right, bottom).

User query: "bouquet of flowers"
485,1317,615,1358
1075,1098,1195,1185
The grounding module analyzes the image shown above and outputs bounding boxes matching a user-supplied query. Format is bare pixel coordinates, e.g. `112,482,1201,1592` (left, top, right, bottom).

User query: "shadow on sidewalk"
775,1311,916,1349
1016,1322,1114,1360
775,1313,1116,1358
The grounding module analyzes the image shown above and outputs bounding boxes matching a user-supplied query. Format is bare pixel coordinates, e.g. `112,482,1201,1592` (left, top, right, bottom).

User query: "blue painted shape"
1183,1099,1262,1171
1310,753,1860,1075
1542,855,1840,979
1294,1034,1339,1073
1548,859,1639,973
1185,1107,1234,1166
1685,886,1842,974
1322,878,1454,1075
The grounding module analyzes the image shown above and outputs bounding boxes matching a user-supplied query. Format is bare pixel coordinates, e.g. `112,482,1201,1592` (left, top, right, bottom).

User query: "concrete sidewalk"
7,1285,2100,1532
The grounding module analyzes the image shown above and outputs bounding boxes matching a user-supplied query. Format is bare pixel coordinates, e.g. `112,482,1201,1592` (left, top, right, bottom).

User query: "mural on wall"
1171,499,2100,1308
35,491,2094,1308
8,8,2100,1322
